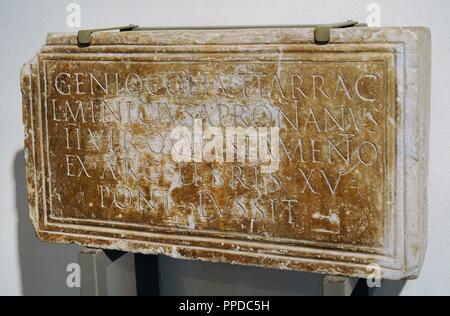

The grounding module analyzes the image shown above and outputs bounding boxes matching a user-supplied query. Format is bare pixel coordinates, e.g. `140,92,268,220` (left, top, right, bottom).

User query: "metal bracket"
77,25,138,47
314,20,364,45
77,20,366,47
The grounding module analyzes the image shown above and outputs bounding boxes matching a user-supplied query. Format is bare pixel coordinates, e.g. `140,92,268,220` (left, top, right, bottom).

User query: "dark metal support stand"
78,248,160,296
135,253,160,296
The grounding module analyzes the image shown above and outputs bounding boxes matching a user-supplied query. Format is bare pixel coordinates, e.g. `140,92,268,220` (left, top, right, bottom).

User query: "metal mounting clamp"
314,20,364,45
77,25,139,47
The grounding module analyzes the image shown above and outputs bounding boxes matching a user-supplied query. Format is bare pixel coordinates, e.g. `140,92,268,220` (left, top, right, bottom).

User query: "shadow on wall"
14,149,81,296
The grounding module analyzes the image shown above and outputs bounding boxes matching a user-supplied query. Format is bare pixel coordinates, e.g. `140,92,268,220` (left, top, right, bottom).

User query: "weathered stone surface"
21,26,431,280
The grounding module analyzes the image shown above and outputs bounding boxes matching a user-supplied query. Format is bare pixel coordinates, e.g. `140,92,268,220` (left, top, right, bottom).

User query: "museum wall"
0,0,448,296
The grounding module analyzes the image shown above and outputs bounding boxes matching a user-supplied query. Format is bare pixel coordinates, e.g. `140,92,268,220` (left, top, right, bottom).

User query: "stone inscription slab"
22,27,431,279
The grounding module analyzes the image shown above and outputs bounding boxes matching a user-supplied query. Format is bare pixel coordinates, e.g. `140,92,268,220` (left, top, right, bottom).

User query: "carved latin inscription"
43,56,395,248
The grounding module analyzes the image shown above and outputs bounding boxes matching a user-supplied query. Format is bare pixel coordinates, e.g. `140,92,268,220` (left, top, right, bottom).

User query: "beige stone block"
21,26,431,280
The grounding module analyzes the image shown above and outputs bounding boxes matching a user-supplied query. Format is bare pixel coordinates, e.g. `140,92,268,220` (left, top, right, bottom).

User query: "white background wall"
0,0,448,296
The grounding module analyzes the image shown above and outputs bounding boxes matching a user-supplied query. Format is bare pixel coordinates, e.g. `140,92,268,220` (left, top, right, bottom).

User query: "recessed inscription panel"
22,28,430,279
42,54,395,250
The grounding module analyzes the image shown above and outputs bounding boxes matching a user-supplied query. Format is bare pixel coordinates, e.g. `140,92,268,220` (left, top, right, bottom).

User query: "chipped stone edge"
21,55,40,234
